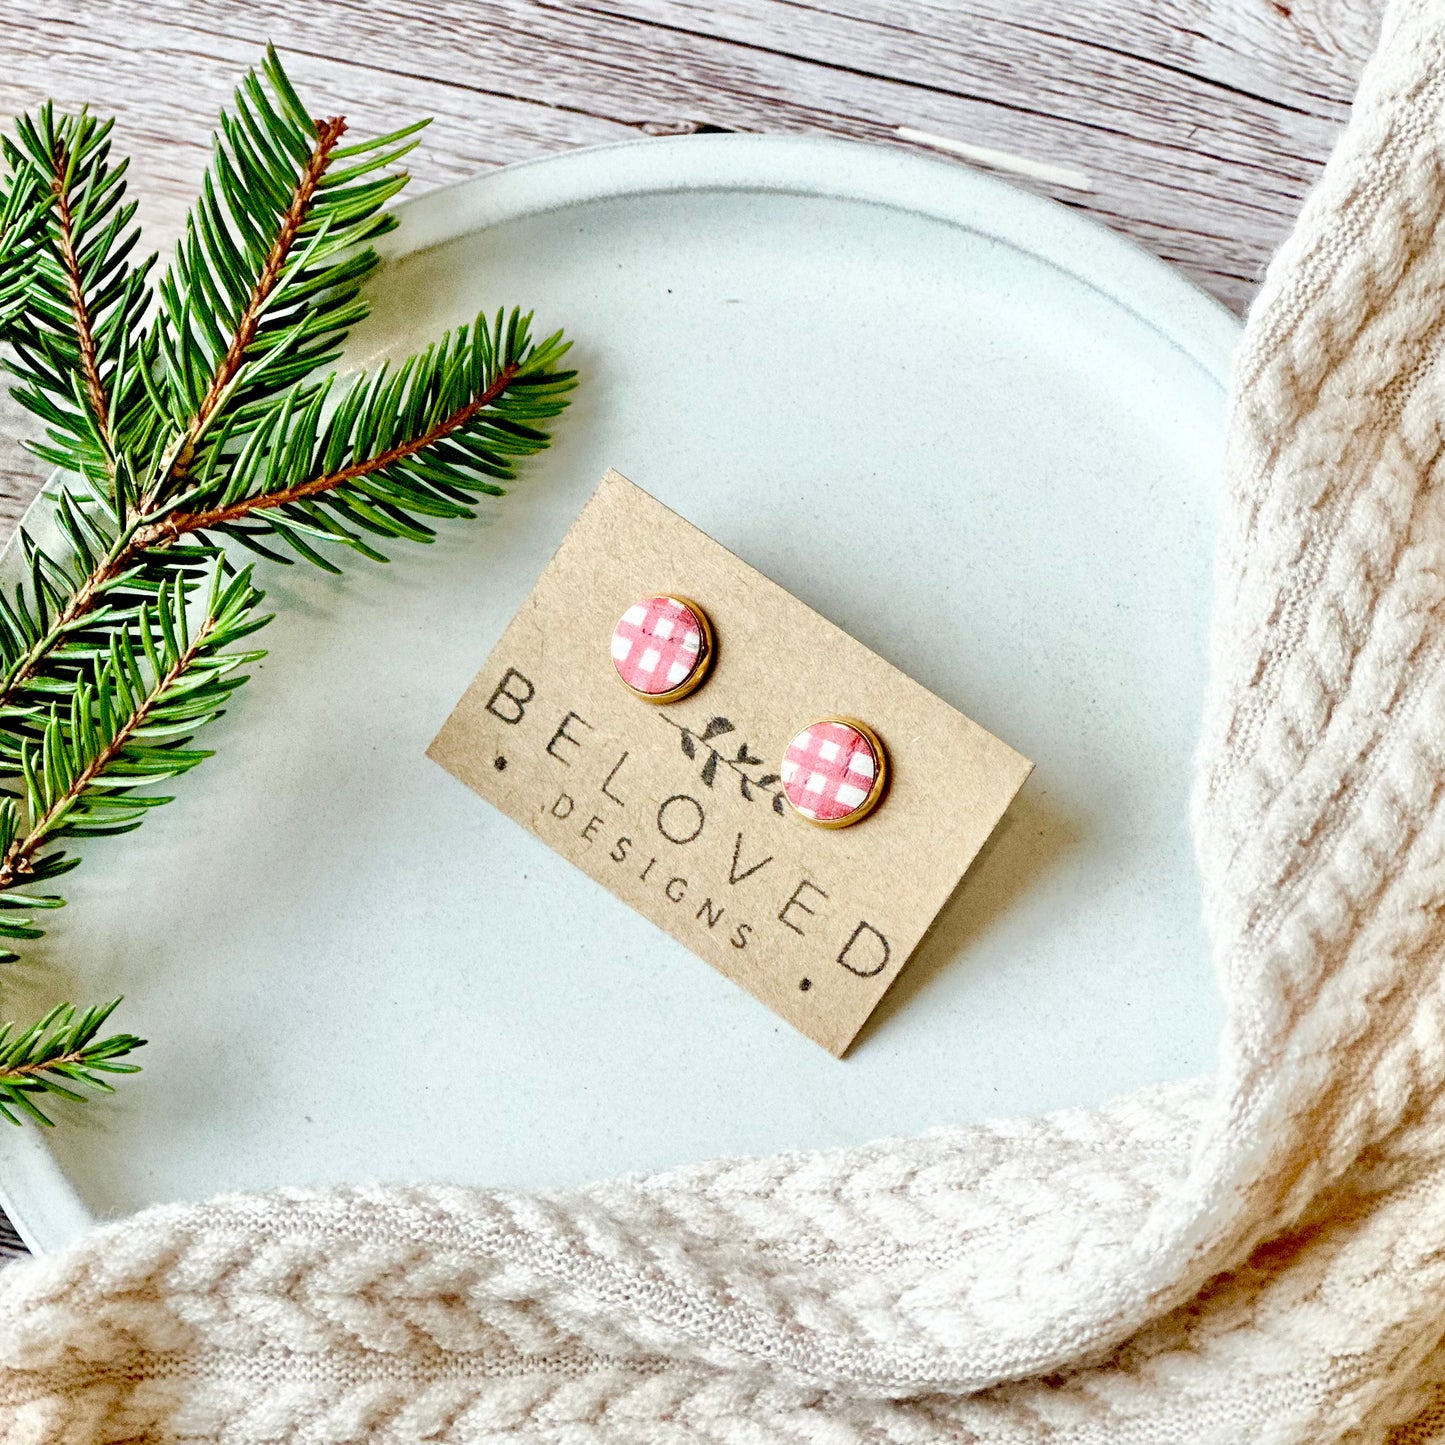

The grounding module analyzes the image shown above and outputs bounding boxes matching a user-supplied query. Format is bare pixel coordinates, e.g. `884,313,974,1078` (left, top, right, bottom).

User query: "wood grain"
0,0,1384,1258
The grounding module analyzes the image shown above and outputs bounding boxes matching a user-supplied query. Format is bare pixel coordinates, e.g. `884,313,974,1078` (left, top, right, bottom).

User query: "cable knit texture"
6,7,1445,1441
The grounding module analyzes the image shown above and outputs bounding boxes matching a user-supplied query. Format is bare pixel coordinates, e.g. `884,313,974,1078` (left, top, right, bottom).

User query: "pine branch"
180,357,523,526
165,112,346,481
0,561,267,952
152,46,425,495
153,309,575,565
0,52,424,715
0,1000,143,1126
0,498,209,720
0,309,571,715
2,107,157,493
0,49,577,1126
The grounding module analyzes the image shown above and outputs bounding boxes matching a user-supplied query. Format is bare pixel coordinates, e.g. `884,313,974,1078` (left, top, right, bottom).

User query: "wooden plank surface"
0,0,1384,1258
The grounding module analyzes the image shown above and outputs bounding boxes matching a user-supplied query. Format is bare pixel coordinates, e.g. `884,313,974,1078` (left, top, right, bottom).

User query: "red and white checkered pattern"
781,721,879,822
611,596,704,695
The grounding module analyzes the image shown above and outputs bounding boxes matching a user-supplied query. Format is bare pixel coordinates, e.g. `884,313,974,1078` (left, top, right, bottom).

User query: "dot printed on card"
611,595,713,702
781,720,888,827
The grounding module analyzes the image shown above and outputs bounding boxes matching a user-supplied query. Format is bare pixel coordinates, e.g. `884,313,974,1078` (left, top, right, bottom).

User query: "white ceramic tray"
0,135,1239,1253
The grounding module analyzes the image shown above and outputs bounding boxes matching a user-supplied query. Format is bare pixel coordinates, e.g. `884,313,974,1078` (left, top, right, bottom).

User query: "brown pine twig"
152,358,521,538
0,614,216,891
50,145,112,455
0,1047,98,1082
166,114,348,483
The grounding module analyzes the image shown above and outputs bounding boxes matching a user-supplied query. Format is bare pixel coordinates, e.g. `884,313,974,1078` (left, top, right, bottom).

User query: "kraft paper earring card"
427,470,1032,1056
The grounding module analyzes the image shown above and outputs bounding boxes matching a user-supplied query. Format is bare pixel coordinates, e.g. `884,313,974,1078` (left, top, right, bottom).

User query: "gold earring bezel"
782,716,889,829
612,594,716,704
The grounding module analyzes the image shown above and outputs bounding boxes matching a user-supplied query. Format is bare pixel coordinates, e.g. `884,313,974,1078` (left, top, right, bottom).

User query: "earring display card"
428,471,1032,1056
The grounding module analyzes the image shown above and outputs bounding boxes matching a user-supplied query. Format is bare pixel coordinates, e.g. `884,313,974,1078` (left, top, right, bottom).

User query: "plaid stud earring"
610,595,716,703
781,718,889,828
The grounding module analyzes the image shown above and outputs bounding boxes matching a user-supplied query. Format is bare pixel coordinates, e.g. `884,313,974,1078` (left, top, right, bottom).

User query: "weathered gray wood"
121,0,1372,303
751,0,1379,117
0,0,1384,1261
0,0,1385,307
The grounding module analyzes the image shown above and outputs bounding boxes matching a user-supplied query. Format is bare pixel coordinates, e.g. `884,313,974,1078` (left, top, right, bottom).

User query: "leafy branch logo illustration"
661,714,786,814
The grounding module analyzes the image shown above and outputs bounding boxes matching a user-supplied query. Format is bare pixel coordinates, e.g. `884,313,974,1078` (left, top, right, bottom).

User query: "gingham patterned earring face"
781,718,889,828
611,595,715,703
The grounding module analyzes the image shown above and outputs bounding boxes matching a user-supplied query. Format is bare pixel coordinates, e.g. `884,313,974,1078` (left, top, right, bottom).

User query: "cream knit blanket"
5,7,1445,1442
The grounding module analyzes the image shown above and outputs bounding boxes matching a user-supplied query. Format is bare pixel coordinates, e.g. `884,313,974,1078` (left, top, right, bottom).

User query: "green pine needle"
0,46,575,1124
